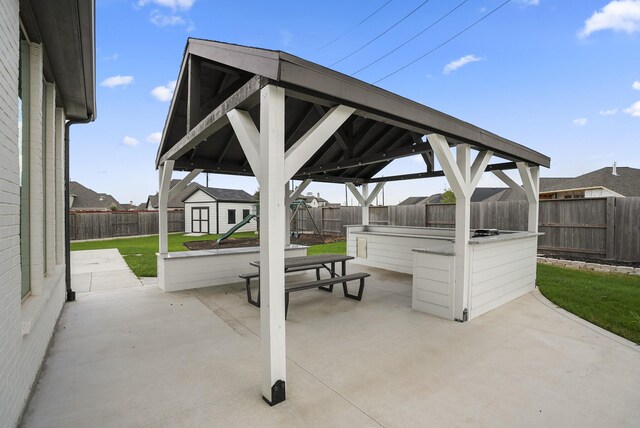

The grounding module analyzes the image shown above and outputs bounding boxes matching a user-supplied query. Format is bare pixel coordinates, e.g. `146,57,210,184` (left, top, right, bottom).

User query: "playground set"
215,199,323,245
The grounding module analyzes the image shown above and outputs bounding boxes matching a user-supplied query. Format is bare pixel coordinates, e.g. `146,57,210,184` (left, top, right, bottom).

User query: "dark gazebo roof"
156,38,549,184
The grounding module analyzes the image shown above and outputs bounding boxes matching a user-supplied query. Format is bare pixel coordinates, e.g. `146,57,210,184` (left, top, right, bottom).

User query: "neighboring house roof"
120,204,137,211
147,180,200,209
69,181,121,210
297,193,328,204
399,188,510,205
182,185,254,203
470,187,508,202
398,196,429,205
539,167,640,197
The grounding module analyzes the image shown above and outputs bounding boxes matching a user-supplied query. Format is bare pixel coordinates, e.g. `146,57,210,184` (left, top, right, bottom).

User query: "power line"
352,0,472,76
373,0,512,84
330,0,434,67
316,1,394,52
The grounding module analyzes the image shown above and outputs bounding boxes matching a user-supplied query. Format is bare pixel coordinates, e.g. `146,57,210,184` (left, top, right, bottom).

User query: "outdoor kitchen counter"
345,225,456,274
412,230,542,321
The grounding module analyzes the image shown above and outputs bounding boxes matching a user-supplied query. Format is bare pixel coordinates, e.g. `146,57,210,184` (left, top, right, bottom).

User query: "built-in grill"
472,229,500,238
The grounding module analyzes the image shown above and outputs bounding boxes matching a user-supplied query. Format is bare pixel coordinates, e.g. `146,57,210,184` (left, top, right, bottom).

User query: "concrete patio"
23,260,640,427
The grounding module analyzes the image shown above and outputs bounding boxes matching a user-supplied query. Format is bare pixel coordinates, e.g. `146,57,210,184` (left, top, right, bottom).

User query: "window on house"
242,209,250,219
19,39,31,298
228,209,236,224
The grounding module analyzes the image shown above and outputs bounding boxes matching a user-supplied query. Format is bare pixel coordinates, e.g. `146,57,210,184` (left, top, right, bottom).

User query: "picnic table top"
249,254,354,269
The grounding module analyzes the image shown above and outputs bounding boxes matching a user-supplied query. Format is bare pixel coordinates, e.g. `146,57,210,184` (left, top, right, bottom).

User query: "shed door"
192,207,209,233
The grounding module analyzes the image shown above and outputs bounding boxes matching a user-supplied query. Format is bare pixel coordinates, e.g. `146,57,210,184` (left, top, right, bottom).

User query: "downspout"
64,118,92,302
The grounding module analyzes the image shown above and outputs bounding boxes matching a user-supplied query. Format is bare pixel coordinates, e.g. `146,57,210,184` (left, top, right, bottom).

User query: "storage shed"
183,186,256,234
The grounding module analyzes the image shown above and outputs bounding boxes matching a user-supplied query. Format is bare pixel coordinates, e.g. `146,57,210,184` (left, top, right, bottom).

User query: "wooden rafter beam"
158,75,266,166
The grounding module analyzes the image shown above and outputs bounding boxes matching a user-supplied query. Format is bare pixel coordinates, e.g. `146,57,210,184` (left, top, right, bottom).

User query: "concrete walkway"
23,264,640,427
71,249,144,293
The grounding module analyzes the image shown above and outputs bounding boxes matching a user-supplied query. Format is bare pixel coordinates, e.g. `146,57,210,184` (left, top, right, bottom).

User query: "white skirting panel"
158,245,308,292
468,235,538,320
412,252,455,320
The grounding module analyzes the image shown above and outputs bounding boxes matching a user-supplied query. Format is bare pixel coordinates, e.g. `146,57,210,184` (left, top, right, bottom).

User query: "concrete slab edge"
531,288,639,352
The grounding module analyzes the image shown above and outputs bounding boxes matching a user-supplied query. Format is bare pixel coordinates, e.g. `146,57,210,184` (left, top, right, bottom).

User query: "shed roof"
183,186,254,203
156,39,549,184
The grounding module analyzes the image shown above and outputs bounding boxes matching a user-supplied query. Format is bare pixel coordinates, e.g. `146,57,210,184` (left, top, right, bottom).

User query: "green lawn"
71,233,346,278
537,263,640,344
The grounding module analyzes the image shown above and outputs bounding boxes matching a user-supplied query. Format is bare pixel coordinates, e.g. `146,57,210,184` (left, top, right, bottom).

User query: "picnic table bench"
239,254,370,318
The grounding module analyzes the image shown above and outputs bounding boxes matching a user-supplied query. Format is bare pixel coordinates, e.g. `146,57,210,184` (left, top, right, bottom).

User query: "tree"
440,188,456,204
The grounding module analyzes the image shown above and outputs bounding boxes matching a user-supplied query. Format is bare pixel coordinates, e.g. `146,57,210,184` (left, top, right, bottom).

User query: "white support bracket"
346,182,385,226
346,183,366,206
428,134,468,198
289,179,312,202
169,169,203,200
517,162,540,233
227,109,261,180
492,170,527,197
284,105,355,182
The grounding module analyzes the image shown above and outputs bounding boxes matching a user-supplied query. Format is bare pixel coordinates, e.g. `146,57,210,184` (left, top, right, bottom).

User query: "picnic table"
240,254,370,318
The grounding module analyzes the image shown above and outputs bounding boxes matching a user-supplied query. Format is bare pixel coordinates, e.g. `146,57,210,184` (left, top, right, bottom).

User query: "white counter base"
158,245,308,292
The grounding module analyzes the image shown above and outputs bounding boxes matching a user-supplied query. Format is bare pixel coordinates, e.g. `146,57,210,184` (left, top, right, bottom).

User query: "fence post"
605,197,615,260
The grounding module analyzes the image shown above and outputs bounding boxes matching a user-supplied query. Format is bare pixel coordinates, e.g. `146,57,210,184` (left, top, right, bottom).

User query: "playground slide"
216,214,257,245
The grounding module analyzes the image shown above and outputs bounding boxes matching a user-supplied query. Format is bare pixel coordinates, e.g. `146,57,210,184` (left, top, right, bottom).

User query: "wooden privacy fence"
70,211,184,240
300,198,639,263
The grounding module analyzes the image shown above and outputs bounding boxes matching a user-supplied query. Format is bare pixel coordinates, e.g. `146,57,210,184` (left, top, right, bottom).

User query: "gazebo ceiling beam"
365,161,518,184
158,75,267,166
297,142,433,176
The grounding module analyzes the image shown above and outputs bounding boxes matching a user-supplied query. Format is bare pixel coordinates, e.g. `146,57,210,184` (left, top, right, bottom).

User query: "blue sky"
72,0,640,206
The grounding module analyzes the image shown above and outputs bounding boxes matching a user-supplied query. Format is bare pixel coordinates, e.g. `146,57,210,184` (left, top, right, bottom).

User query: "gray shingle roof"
69,181,122,210
540,167,640,196
190,186,254,203
147,179,200,209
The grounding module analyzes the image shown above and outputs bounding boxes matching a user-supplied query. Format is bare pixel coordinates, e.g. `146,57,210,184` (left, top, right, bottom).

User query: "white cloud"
146,132,162,144
122,136,140,146
150,10,185,27
624,100,640,116
103,52,119,61
137,0,195,11
151,80,177,102
572,118,588,126
279,29,293,47
599,108,618,116
579,0,640,38
516,0,539,5
100,75,134,88
633,80,640,90
443,54,483,75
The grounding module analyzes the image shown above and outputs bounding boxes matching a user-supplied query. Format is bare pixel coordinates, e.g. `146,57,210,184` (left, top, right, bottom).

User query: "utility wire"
331,0,434,67
352,0,471,76
374,0,512,84
316,1,393,52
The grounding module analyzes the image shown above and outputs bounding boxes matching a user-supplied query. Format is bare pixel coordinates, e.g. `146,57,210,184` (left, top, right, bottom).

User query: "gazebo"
155,38,550,405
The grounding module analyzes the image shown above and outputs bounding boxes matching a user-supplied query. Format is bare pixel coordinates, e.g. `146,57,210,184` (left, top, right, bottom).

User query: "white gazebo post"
258,85,288,405
428,134,492,321
158,160,174,254
228,85,354,405
517,163,540,233
346,182,384,226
